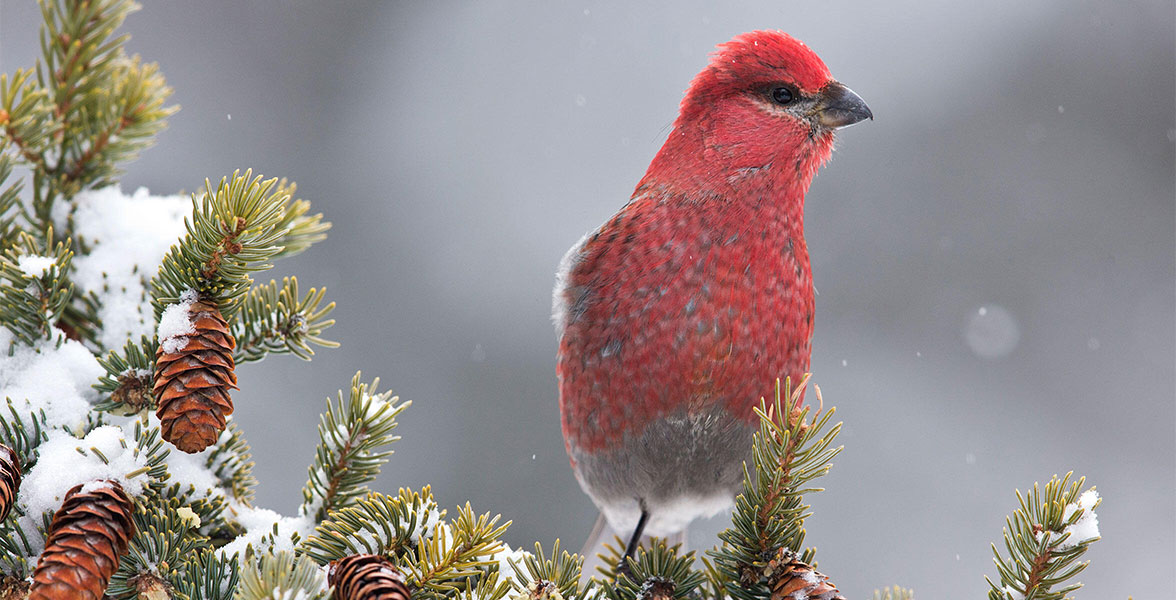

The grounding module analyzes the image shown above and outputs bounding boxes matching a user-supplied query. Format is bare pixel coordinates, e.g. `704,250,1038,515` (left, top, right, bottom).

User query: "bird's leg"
617,502,650,578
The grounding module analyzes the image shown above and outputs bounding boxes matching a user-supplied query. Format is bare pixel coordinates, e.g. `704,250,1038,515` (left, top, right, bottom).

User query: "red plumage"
554,31,870,541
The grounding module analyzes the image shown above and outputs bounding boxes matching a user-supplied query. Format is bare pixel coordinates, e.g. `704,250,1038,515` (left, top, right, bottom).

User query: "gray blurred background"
2,1,1173,596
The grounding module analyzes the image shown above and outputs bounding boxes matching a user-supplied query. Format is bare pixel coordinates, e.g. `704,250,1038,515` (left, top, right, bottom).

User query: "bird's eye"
770,86,794,105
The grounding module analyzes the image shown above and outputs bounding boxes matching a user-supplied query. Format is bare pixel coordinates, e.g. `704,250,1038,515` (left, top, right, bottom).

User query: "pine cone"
29,480,136,600
767,549,845,600
639,577,676,600
109,370,155,416
329,554,410,600
0,445,20,522
154,297,237,453
0,576,30,600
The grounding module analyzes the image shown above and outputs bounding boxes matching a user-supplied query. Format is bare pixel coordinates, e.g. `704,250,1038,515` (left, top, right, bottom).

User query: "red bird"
553,31,871,558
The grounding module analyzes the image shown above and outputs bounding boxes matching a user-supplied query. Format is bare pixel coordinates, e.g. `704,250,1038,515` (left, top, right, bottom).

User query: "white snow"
79,480,114,494
218,504,316,560
165,443,224,500
19,426,151,519
268,588,320,600
492,544,533,588
59,186,189,350
346,524,386,554
1058,489,1100,550
158,289,197,353
15,255,56,277
16,425,153,558
413,505,445,542
361,393,394,422
0,328,104,430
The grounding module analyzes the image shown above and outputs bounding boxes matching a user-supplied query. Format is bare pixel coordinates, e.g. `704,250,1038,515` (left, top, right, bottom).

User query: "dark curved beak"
815,81,872,129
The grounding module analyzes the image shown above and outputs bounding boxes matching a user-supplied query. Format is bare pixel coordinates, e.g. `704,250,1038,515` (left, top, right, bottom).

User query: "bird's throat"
637,120,834,207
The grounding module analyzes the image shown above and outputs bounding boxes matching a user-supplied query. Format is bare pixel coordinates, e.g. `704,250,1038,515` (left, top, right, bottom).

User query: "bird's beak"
814,81,872,129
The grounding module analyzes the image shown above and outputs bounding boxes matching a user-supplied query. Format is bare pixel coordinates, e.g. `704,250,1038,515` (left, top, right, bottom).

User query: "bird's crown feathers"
693,30,832,97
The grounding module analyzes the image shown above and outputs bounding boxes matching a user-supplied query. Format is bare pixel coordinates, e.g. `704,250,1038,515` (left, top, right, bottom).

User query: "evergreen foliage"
233,551,327,600
300,373,407,523
203,421,258,506
0,1,1108,599
0,400,47,468
0,229,73,344
605,543,703,600
234,277,337,364
871,586,914,600
180,549,240,600
301,487,440,564
986,473,1101,600
149,170,322,321
507,541,585,600
105,495,206,600
93,336,157,416
708,376,841,600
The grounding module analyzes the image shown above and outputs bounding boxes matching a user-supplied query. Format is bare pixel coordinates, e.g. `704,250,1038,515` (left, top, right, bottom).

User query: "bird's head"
645,31,871,196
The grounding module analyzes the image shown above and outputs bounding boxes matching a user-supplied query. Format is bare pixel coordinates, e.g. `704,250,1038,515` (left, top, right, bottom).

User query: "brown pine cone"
329,554,410,600
154,297,237,453
29,480,136,600
0,445,20,522
109,370,155,416
639,577,676,600
768,549,845,600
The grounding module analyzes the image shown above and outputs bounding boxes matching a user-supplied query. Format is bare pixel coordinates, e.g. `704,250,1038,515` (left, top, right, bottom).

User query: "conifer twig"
299,373,406,523
708,376,842,600
986,473,1101,600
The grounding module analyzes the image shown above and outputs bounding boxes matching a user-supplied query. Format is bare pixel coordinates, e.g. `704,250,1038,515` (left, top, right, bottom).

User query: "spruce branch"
181,549,240,600
0,514,40,578
0,400,49,472
457,566,513,600
21,0,177,224
0,228,74,345
155,477,230,545
405,502,509,599
94,336,157,416
116,414,172,494
0,69,57,175
299,372,407,523
986,473,1101,600
507,541,586,600
151,170,314,322
105,494,208,600
300,487,441,565
203,421,257,507
0,155,21,248
55,285,102,345
233,277,337,365
37,0,137,118
871,586,914,600
233,550,327,600
56,53,175,195
605,542,704,600
269,179,330,260
707,375,842,600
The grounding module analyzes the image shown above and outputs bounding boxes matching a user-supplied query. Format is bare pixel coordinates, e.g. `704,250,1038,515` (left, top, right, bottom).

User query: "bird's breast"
557,193,814,453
